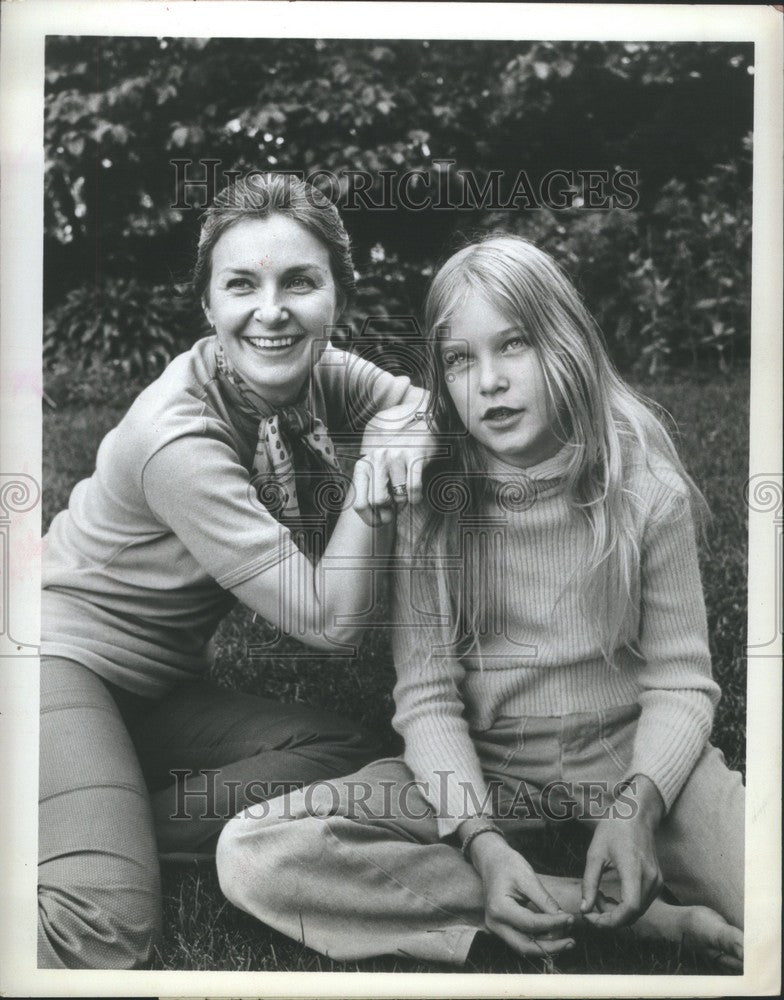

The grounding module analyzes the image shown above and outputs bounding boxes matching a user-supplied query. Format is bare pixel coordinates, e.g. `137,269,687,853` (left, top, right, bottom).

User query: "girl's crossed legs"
217,705,744,966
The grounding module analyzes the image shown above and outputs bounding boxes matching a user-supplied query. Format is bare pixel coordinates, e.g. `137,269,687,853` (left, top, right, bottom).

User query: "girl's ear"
202,297,213,329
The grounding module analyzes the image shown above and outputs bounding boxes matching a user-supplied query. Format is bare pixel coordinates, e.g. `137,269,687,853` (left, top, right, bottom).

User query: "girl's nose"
478,360,508,395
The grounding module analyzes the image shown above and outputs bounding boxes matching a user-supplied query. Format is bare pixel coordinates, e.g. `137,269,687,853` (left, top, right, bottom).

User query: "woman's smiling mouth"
246,335,301,351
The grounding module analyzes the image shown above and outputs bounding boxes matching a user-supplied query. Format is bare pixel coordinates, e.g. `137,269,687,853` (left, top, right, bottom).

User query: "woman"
39,174,433,968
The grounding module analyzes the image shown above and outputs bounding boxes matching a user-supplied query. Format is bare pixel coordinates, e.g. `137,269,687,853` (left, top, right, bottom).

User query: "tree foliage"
44,37,753,376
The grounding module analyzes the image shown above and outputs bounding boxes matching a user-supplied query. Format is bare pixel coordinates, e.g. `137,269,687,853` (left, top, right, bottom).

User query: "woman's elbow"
290,618,363,653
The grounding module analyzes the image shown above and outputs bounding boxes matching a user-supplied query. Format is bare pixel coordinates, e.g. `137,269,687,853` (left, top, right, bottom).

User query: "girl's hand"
469,832,576,957
353,406,437,526
581,774,665,928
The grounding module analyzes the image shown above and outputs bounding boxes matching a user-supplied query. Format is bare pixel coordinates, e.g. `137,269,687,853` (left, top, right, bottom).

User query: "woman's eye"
288,275,315,291
226,277,252,290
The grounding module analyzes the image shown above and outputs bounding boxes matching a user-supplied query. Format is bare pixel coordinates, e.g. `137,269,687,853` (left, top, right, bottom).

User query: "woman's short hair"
194,173,356,311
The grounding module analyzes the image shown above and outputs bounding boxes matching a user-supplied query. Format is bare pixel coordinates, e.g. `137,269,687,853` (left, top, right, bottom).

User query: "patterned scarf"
214,341,343,523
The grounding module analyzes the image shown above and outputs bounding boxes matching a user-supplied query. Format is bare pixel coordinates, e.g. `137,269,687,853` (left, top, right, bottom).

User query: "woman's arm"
143,428,393,651
317,346,437,523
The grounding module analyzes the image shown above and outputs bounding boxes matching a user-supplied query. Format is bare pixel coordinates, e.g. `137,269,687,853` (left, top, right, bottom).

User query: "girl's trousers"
38,655,379,969
217,703,745,965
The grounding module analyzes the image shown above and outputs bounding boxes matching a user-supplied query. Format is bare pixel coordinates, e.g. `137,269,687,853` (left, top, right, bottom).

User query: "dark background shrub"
44,38,753,384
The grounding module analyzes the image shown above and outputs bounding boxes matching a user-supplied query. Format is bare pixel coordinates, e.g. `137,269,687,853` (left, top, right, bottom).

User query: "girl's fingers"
580,850,606,913
595,890,619,913
499,899,574,937
518,875,564,917
494,925,575,959
584,864,643,928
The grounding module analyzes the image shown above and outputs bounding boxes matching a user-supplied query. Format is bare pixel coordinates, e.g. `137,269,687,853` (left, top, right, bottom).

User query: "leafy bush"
44,356,149,409
456,156,751,374
43,150,751,388
43,37,753,378
339,152,751,377
43,276,198,378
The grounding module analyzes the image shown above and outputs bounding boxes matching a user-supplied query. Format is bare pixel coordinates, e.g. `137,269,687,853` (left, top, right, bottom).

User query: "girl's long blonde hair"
420,234,707,662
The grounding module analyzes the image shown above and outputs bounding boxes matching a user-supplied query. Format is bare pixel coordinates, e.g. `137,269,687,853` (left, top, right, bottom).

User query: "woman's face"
439,292,562,469
204,215,338,405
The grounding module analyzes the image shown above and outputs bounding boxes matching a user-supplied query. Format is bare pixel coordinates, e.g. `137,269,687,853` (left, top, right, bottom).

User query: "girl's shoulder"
625,451,689,494
623,447,694,527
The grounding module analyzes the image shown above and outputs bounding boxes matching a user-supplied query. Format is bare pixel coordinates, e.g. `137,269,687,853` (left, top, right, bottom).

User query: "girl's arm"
390,508,491,836
581,475,720,927
143,426,393,651
390,508,575,954
623,477,720,809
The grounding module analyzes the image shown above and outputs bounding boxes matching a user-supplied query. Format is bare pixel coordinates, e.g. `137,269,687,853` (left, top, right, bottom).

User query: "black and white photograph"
1,2,781,996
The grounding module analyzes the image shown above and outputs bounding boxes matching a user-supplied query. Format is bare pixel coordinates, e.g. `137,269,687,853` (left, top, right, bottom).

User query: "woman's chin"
245,365,310,404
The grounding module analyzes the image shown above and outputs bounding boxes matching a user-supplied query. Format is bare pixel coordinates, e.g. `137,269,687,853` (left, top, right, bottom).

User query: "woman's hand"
469,832,576,957
353,404,438,526
581,774,665,928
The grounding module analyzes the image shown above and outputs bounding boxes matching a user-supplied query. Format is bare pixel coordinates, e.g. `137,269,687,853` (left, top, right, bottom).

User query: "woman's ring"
391,483,408,498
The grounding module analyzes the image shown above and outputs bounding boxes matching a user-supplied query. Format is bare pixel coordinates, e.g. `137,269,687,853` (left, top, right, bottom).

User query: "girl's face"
440,293,563,469
204,215,338,405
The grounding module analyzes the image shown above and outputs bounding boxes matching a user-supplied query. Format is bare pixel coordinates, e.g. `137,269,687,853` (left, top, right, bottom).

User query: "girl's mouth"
482,406,524,427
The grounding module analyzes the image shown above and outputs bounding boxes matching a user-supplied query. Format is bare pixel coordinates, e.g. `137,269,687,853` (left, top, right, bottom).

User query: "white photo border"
1,2,781,996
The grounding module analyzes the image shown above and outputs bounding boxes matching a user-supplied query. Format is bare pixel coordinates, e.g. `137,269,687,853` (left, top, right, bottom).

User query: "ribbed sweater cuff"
625,696,713,811
402,720,491,839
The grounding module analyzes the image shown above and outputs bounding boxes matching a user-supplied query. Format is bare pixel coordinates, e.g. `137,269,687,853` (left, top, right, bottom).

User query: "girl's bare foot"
677,904,743,971
528,873,743,970
615,894,743,971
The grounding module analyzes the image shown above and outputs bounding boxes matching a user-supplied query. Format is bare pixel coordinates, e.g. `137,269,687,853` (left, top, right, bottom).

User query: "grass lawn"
42,370,749,975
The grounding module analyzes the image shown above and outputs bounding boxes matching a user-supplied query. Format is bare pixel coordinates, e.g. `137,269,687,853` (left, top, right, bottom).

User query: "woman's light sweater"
391,447,720,838
42,335,416,696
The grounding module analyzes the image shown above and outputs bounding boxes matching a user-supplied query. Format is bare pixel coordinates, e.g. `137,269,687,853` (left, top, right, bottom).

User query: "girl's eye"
503,335,527,352
442,349,468,368
226,277,252,290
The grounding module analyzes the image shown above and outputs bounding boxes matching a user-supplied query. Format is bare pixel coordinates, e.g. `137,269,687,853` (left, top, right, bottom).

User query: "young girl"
216,234,745,970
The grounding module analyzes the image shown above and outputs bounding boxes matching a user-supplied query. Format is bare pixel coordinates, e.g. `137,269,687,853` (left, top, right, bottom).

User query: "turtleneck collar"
482,443,576,483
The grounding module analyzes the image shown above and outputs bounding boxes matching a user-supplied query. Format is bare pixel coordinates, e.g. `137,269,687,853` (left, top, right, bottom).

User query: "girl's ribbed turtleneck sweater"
390,447,720,837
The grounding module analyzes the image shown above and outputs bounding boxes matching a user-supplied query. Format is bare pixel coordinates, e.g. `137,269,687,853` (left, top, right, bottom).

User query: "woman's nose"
253,290,288,327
